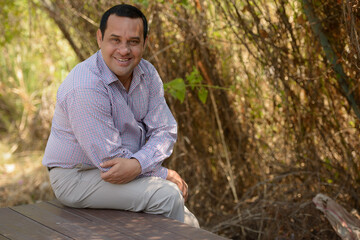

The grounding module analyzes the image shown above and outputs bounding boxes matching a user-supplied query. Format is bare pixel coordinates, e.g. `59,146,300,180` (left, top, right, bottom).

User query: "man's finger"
100,159,116,168
100,170,110,180
100,165,116,179
182,181,188,201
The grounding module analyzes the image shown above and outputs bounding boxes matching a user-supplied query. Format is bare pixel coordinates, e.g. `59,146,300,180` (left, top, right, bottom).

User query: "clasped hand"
166,169,188,201
100,157,141,184
100,158,188,201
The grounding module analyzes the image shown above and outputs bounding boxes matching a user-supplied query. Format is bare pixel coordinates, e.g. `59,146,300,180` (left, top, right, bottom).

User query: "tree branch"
302,0,360,120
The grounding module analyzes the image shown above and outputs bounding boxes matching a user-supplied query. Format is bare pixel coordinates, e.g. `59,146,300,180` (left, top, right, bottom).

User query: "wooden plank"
49,200,228,240
48,201,184,239
137,212,229,240
0,208,70,240
48,201,166,239
11,202,136,240
107,208,228,240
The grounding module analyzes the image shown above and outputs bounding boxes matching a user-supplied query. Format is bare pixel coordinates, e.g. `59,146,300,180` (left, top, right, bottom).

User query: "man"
43,4,199,228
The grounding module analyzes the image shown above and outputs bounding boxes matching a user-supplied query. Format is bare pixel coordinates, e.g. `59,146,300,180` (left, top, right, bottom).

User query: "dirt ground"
0,149,54,208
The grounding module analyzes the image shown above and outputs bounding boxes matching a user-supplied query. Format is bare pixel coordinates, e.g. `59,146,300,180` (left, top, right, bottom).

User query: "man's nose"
117,43,130,55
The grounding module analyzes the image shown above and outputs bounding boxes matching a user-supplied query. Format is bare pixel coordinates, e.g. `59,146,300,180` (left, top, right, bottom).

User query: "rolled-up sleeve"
131,69,177,179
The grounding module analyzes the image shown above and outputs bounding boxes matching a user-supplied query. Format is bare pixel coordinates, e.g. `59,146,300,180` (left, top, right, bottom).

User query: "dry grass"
1,1,360,239
0,142,54,207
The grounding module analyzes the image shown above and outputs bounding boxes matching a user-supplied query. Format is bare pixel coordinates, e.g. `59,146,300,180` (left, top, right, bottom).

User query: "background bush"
1,0,360,239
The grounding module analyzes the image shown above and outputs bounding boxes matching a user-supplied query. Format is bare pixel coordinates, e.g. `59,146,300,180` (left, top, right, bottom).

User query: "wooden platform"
0,200,227,239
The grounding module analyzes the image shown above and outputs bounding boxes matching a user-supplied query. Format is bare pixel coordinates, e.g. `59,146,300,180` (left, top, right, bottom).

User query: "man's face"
97,15,146,84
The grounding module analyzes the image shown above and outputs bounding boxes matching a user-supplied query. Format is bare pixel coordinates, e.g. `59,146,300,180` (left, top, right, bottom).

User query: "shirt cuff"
131,150,154,175
140,166,168,179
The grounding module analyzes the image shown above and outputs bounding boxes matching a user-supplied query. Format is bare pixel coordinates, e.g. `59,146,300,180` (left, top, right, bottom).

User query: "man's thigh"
49,168,183,212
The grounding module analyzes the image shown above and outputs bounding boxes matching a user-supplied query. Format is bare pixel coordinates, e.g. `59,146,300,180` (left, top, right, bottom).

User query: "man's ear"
96,29,103,48
143,36,148,48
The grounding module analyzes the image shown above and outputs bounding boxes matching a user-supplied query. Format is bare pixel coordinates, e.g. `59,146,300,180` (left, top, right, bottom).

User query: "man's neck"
120,74,133,92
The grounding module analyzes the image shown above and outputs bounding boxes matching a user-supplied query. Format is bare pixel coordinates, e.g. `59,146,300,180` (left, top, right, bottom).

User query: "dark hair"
99,4,148,41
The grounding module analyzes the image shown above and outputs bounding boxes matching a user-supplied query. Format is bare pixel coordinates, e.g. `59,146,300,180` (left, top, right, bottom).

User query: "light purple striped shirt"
42,50,177,179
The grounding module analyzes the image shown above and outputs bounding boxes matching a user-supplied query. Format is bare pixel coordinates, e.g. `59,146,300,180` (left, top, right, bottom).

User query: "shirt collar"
129,60,145,93
96,50,118,85
96,50,145,89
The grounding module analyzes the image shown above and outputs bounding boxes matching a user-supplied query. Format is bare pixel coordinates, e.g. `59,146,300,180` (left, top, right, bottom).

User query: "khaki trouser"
49,167,199,228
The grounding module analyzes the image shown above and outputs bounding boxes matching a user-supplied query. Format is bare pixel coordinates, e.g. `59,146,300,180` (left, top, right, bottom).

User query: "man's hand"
100,158,141,184
166,169,188,201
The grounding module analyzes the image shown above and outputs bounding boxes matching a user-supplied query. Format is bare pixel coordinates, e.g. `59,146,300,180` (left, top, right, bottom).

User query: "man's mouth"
115,57,131,63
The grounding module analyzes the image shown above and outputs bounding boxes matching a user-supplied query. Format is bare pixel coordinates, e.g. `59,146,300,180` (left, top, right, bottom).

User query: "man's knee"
147,181,184,220
153,181,183,206
53,187,84,208
161,184,184,209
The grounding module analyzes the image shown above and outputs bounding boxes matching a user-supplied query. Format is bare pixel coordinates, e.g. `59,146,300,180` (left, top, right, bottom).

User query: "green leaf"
186,67,203,90
164,78,186,103
198,87,208,104
133,0,149,8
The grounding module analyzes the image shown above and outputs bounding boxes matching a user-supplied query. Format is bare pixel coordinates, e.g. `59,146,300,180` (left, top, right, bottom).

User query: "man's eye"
129,40,139,45
112,39,120,43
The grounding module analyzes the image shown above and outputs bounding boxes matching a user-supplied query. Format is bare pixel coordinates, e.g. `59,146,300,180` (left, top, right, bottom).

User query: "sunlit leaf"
164,78,186,103
186,67,203,90
198,87,208,104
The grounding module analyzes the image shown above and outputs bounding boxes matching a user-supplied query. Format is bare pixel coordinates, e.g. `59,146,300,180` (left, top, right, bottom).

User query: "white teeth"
116,58,129,62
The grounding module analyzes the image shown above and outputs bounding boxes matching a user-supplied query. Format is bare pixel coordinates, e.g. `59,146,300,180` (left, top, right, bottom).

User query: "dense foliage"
1,0,360,239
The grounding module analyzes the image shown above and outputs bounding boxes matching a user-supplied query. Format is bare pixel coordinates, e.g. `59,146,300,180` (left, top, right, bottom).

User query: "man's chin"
112,66,130,76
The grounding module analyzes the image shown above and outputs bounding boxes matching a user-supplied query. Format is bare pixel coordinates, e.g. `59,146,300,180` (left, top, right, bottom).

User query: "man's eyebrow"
129,37,141,40
109,34,141,40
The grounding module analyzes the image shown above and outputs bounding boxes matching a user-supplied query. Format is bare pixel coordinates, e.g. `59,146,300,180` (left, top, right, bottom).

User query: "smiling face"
97,15,147,87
